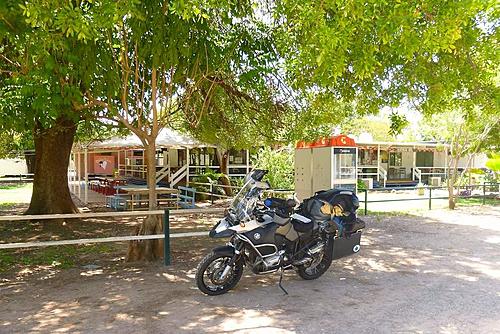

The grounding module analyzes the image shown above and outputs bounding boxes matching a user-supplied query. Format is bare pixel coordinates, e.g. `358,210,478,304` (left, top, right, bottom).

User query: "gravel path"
1,206,499,333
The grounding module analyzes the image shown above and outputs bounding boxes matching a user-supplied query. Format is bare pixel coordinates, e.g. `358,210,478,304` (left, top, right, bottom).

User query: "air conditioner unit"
430,176,441,187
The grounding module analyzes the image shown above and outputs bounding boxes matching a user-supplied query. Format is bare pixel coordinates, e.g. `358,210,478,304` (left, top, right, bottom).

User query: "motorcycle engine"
248,250,286,274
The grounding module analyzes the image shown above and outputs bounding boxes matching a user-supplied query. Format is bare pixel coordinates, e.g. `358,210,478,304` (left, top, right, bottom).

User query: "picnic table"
90,176,127,195
111,186,179,210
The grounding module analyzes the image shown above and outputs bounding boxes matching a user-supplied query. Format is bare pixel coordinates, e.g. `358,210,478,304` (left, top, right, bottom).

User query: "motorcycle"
195,169,365,295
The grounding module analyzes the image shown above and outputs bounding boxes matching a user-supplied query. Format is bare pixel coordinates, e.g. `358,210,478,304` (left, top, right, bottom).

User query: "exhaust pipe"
293,257,312,266
307,242,325,255
293,242,325,266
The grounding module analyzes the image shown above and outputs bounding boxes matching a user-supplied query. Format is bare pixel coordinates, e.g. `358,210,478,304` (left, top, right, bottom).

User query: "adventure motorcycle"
195,169,365,295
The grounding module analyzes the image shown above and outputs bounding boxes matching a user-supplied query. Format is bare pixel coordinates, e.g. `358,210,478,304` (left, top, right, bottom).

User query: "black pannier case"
332,231,362,260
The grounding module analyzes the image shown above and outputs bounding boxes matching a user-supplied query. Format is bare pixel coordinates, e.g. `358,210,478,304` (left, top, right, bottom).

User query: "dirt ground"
1,206,499,333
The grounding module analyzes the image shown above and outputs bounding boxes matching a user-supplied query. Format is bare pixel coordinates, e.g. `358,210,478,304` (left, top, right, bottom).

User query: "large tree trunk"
216,148,232,196
126,141,163,262
25,117,78,215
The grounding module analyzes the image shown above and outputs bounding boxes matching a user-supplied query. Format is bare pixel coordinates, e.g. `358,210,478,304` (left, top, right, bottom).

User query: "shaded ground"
1,206,499,333
0,211,220,277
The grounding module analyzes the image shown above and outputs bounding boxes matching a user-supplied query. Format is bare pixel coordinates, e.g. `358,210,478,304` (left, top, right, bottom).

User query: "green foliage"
388,112,410,137
0,251,15,272
486,153,500,172
420,107,499,208
340,116,394,141
252,147,294,189
0,184,25,190
457,197,498,206
276,0,499,131
193,168,224,184
230,177,245,188
419,108,499,154
1,0,498,163
0,0,115,131
357,179,367,192
191,168,226,199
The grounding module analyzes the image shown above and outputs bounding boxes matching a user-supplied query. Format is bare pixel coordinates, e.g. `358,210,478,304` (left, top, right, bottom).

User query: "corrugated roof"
357,141,449,148
84,128,207,150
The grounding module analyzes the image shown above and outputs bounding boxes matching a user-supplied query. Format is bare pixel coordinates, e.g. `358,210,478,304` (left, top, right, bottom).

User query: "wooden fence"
0,208,225,265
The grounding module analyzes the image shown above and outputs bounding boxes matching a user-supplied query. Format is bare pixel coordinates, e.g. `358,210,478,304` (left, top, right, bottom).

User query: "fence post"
428,187,432,210
483,183,486,205
364,189,368,215
164,209,171,266
210,182,214,204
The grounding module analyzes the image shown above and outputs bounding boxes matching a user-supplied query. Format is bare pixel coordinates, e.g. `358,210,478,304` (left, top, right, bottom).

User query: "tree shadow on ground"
0,207,499,333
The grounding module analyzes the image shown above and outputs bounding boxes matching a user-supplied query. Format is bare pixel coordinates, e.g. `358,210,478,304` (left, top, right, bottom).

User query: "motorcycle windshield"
229,171,268,221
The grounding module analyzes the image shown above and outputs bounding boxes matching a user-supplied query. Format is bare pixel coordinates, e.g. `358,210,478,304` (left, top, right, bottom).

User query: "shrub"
252,147,294,189
191,168,227,200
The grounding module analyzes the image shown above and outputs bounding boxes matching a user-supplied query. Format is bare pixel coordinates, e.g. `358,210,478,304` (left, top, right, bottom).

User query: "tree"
252,147,294,189
0,0,119,214
420,109,499,209
80,1,288,260
274,0,498,132
486,153,500,174
175,70,295,183
340,116,394,141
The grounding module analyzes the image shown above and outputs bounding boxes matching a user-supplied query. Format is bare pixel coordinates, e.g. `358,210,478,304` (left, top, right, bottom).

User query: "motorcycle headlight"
215,219,230,233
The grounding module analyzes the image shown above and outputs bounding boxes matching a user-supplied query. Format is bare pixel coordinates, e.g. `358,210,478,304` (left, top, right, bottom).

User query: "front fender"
212,245,236,257
209,218,236,238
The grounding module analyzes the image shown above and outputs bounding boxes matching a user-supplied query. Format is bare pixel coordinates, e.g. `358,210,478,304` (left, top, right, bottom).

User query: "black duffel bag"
299,189,360,225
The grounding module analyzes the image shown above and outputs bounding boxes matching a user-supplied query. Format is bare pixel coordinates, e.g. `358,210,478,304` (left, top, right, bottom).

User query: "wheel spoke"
202,257,234,291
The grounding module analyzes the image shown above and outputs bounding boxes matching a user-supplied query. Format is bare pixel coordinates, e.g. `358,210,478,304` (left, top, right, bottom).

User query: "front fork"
219,239,244,280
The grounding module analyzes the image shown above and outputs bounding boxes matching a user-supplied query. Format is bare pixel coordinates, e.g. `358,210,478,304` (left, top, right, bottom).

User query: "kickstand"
278,267,288,295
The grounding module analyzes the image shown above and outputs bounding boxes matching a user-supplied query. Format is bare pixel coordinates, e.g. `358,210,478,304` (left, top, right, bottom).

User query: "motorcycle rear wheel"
196,251,244,296
296,250,332,280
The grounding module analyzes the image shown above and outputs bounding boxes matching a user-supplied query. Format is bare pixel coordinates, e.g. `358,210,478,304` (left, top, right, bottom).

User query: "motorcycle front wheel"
195,251,244,296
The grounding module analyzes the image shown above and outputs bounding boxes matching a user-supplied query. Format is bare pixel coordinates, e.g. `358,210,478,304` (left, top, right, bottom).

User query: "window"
189,148,217,166
358,149,378,165
333,148,356,179
229,149,246,165
389,152,402,166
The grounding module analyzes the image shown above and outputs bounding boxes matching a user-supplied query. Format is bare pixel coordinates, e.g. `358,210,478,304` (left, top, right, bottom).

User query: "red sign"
311,137,330,147
295,141,310,149
295,135,356,148
329,135,356,147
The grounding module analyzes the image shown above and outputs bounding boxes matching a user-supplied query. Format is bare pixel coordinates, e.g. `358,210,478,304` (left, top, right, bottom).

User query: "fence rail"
361,183,499,215
188,181,295,203
0,207,224,222
1,183,497,264
0,208,224,265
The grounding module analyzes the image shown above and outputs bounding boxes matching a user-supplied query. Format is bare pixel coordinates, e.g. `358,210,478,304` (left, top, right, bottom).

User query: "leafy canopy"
275,0,499,132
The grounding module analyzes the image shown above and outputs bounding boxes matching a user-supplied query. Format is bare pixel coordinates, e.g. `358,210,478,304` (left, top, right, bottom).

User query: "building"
71,128,252,189
356,140,487,187
294,135,488,198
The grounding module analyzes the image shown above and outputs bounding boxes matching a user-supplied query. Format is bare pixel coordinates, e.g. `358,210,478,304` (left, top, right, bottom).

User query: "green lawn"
0,244,116,273
0,183,27,190
457,197,499,206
